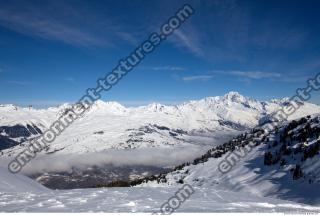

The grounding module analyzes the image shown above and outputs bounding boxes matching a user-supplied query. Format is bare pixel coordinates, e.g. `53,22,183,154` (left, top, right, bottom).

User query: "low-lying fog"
0,145,211,189
0,133,236,189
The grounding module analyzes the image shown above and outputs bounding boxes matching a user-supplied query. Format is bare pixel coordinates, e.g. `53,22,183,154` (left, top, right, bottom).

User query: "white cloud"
149,66,186,71
171,28,204,57
182,75,213,81
229,71,282,79
211,70,309,82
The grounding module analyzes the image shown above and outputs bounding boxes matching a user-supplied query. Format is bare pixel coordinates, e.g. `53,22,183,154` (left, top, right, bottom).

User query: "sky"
0,0,320,107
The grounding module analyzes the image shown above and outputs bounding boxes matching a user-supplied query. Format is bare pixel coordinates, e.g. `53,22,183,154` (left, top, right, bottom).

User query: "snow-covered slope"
1,92,319,157
2,187,320,212
0,167,47,192
0,167,319,212
139,115,320,205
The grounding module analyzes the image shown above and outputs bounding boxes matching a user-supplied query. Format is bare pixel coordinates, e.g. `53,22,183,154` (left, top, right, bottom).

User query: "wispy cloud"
170,28,204,57
228,71,282,79
210,70,282,79
272,74,310,83
7,80,33,85
165,0,312,66
0,10,106,47
146,66,186,71
0,1,135,48
211,70,309,82
66,77,76,83
182,75,213,81
115,31,140,46
289,59,320,74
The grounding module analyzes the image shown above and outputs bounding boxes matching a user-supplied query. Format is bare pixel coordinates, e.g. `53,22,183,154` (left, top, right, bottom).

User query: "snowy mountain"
1,92,320,157
137,114,320,205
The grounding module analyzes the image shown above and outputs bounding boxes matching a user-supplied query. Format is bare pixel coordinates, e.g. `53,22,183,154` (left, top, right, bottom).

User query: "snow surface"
0,167,48,193
0,167,319,212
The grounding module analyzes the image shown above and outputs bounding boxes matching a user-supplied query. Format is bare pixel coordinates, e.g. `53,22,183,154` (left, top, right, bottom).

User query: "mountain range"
1,92,320,156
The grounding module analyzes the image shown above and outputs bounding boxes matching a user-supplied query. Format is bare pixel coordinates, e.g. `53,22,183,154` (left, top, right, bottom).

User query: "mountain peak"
0,104,19,111
225,91,242,97
145,102,165,112
223,91,247,103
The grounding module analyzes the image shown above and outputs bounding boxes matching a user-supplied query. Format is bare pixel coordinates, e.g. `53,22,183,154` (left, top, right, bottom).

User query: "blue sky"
1,0,320,107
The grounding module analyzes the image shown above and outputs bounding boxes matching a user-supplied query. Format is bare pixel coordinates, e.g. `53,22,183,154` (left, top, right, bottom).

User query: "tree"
293,165,303,180
264,152,273,166
280,159,286,166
